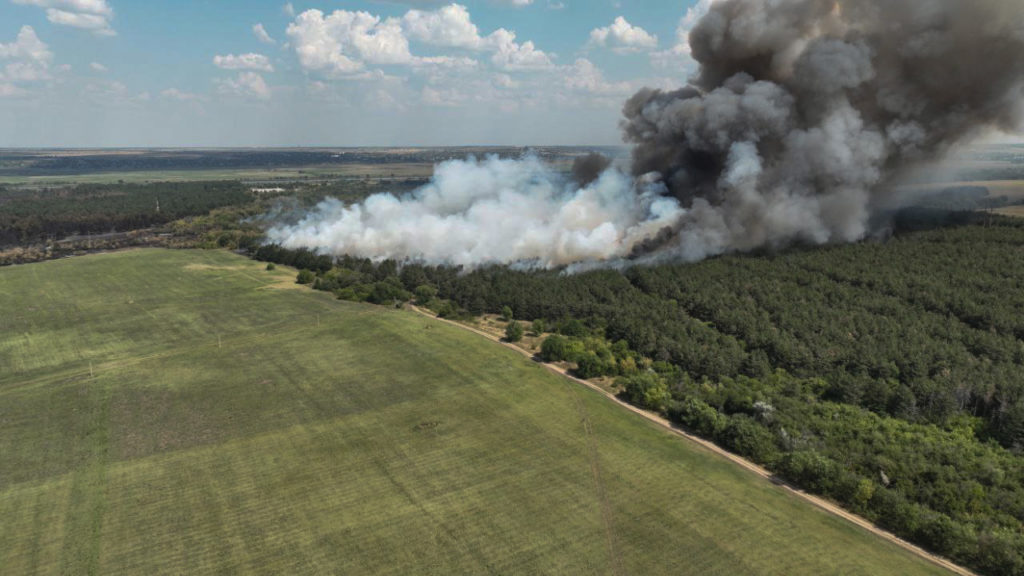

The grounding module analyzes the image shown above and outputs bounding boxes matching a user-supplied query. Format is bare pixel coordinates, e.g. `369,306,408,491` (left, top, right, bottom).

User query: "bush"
541,335,572,362
296,269,315,285
501,305,514,321
265,262,276,271
414,285,437,305
531,318,546,335
505,320,524,343
618,371,671,412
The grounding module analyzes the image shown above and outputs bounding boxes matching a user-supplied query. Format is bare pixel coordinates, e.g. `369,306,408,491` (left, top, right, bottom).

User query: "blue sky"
0,0,708,147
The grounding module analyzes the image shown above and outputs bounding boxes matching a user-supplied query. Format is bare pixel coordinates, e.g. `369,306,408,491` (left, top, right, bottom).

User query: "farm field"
0,249,953,575
0,163,437,186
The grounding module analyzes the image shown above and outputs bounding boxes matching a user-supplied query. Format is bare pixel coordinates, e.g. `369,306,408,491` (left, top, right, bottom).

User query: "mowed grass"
0,249,951,575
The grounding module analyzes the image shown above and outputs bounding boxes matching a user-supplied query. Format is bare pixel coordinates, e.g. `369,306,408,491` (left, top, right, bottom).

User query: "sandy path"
409,306,977,576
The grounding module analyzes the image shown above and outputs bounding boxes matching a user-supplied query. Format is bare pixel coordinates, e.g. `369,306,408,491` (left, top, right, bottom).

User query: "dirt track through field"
409,306,977,576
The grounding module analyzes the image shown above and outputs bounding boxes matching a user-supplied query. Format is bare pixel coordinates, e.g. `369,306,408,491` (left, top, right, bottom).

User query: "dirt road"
409,305,977,576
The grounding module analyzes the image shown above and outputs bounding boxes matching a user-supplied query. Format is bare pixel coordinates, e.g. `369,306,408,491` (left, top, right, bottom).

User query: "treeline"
250,216,1024,574
0,182,250,245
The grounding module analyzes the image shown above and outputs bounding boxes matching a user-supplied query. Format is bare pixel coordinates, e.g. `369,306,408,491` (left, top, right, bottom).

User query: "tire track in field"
563,380,625,576
409,305,977,576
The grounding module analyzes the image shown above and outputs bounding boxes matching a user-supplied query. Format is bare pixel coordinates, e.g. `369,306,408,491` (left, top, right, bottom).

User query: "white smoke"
266,0,1024,269
266,155,685,268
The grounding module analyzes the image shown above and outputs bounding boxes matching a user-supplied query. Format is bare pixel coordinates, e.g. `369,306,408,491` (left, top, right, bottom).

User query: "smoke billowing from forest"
268,0,1024,267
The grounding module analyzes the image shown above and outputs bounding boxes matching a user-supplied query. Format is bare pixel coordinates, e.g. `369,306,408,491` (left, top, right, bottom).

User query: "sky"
0,0,714,147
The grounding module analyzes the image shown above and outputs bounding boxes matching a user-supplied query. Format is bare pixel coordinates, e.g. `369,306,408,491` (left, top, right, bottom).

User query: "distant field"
0,163,436,186
993,205,1024,217
907,179,1024,199
0,250,951,575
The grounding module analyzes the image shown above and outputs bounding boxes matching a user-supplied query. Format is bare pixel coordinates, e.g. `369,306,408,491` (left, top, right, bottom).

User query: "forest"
254,213,1024,575
0,181,250,245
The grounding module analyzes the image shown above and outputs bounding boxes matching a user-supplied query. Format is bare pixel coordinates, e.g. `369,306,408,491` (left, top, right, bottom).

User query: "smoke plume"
268,0,1024,268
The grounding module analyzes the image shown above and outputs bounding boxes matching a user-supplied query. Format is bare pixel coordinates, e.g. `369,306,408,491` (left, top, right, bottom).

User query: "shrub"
505,320,524,343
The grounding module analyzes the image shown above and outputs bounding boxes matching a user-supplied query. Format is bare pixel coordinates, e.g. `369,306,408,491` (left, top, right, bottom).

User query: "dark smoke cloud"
572,152,614,188
622,0,1024,259
267,0,1024,268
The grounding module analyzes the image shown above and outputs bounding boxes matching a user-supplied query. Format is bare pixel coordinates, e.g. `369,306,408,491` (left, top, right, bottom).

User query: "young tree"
505,320,524,343
414,284,437,305
501,305,514,322
531,318,546,336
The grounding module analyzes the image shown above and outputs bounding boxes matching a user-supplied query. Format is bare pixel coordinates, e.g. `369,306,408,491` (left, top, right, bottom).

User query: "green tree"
265,262,276,271
531,318,546,336
501,305,514,321
414,284,437,305
505,320,524,343
296,269,315,285
618,371,671,412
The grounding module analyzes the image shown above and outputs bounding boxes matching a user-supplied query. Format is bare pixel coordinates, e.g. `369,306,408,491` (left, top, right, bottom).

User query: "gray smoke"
622,0,1024,259
267,0,1024,268
572,152,614,188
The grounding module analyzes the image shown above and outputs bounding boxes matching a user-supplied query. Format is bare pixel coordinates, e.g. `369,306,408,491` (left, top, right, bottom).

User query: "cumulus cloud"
213,53,274,72
89,61,106,72
403,3,485,50
12,0,115,36
650,0,713,71
287,9,420,74
588,17,657,53
287,4,551,76
489,29,552,70
253,23,276,45
0,26,53,92
403,4,553,70
216,71,271,99
563,58,632,95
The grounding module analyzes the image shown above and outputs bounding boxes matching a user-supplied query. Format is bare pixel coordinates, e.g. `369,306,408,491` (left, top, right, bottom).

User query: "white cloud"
0,26,53,91
489,29,553,70
563,58,632,95
12,0,111,16
403,4,485,50
216,71,271,100
497,0,533,5
287,9,414,74
589,16,657,53
402,4,553,71
13,0,115,36
253,23,276,45
213,53,274,72
651,0,713,71
422,85,465,107
161,88,204,101
287,8,484,76
89,61,107,72
283,2,295,17
0,25,52,62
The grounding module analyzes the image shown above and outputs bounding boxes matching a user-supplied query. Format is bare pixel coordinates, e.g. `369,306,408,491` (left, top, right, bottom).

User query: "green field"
0,249,951,575
0,163,436,186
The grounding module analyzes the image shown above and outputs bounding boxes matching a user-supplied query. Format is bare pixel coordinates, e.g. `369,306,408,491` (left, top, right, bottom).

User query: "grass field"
0,249,953,575
0,163,436,186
